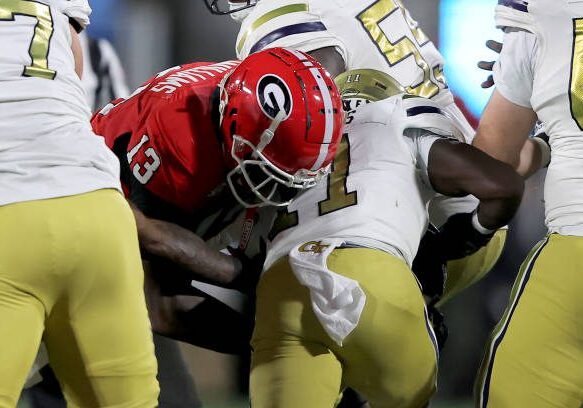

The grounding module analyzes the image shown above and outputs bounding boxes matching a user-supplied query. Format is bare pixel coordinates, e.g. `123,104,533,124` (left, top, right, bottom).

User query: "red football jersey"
92,61,240,214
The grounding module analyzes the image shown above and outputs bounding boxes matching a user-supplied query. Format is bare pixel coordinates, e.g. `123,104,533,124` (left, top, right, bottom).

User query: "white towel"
289,239,366,346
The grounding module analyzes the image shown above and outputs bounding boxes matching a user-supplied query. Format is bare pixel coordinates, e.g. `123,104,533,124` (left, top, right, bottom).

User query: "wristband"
472,211,495,235
532,134,551,168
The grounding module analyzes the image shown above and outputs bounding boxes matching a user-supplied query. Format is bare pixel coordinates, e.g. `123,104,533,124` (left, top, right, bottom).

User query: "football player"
0,1,159,406
208,0,507,317
473,1,583,406
249,67,523,407
22,32,201,408
90,48,345,347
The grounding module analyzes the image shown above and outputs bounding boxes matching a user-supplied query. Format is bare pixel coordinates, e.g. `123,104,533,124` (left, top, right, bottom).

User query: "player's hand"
427,304,448,351
227,239,266,295
412,224,447,302
438,212,494,260
478,40,503,88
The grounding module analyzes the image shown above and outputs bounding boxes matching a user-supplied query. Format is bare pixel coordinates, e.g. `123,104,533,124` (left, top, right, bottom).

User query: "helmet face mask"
204,0,256,16
227,134,328,208
218,48,345,209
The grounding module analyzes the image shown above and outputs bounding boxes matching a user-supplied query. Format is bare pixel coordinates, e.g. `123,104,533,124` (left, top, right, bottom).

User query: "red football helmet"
218,47,345,208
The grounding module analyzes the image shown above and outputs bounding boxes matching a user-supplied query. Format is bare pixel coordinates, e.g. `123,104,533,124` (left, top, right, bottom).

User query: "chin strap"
255,110,287,154
238,208,258,251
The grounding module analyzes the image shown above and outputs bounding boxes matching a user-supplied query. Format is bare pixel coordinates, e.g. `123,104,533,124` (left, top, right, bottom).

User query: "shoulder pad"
236,1,333,59
399,96,458,139
495,1,534,32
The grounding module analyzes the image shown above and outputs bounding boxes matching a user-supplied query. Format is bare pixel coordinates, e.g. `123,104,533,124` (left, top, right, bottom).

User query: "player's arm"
473,29,548,177
426,138,523,261
70,24,83,78
131,204,257,292
473,90,540,177
144,260,252,354
429,139,524,230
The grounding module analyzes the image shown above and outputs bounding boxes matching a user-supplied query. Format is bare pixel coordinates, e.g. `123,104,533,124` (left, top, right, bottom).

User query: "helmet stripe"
286,49,335,171
309,67,334,170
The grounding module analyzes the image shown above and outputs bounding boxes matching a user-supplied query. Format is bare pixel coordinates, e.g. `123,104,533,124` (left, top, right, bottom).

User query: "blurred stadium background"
63,0,547,406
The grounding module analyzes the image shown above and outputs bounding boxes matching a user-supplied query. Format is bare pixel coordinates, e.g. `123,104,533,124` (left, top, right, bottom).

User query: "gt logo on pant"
298,241,330,254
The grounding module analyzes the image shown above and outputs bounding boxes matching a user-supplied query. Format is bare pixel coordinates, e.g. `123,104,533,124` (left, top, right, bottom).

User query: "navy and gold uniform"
251,73,460,407
475,1,583,406
234,0,506,308
0,1,158,406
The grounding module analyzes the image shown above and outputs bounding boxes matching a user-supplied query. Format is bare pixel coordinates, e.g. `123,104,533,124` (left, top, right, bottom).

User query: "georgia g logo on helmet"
256,74,293,121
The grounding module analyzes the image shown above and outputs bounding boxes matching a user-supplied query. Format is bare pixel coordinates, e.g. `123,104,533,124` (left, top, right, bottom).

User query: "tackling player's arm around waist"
413,130,525,307
91,48,343,294
265,45,509,304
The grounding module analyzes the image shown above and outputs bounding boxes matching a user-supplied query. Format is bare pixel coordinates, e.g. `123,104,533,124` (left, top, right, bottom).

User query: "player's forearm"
134,210,243,287
475,190,523,231
472,90,537,169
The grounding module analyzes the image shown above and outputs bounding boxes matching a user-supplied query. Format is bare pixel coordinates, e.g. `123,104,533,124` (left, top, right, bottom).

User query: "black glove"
227,239,266,295
477,39,502,88
438,212,494,261
427,304,448,352
532,128,551,168
412,224,447,302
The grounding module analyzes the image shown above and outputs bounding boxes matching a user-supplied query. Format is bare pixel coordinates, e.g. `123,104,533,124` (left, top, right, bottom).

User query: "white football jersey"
235,0,475,133
494,0,583,235
0,0,121,206
236,0,479,226
265,95,456,269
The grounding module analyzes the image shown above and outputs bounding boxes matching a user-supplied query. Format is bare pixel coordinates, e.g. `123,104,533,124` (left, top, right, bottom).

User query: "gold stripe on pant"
476,234,583,408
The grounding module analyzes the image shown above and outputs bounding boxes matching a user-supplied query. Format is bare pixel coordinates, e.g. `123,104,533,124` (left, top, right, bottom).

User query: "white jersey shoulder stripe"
237,3,310,54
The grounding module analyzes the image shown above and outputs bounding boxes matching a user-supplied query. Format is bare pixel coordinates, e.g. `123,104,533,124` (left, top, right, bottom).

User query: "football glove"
412,224,447,302
438,212,495,261
227,238,266,295
427,304,448,352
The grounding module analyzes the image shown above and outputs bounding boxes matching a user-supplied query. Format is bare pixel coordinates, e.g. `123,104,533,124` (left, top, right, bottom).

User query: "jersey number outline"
269,134,357,239
127,135,161,185
357,0,444,99
570,18,583,130
0,0,56,80
318,134,358,215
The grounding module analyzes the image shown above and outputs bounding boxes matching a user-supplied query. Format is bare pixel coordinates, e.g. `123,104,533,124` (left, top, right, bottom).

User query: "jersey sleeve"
493,30,538,108
55,0,91,30
403,128,444,189
236,0,347,62
495,0,534,32
400,96,460,140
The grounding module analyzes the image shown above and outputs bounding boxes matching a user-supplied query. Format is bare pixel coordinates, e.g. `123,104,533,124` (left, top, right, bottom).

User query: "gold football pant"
0,190,159,408
475,234,583,407
251,247,438,408
438,229,507,306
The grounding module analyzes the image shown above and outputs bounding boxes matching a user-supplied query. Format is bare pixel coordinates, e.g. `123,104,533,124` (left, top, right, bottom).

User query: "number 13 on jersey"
0,0,56,80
